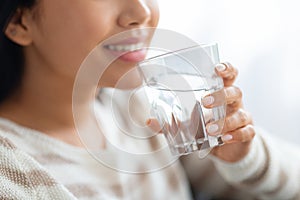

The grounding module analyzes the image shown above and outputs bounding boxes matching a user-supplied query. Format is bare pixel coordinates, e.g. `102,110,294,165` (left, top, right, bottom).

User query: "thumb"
146,118,163,133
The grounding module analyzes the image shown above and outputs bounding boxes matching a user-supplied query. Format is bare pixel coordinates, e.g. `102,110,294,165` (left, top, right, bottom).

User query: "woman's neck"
0,64,98,147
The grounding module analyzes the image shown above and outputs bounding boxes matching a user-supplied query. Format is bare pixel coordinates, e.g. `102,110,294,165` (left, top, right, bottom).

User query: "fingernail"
222,134,233,142
207,124,218,134
215,64,226,72
202,96,214,106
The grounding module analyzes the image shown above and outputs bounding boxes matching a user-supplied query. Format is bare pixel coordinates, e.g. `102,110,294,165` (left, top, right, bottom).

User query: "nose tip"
118,0,152,28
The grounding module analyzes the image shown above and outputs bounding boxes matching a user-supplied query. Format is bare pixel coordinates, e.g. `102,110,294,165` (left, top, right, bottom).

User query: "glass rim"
139,42,218,64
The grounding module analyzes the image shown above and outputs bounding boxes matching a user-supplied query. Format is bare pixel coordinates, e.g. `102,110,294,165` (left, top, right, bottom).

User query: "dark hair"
0,0,36,103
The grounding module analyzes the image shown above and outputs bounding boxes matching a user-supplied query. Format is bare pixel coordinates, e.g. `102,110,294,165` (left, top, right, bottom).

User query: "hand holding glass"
138,44,226,157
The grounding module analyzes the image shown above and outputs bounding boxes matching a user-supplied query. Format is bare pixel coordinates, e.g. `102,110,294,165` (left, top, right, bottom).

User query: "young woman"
0,0,299,199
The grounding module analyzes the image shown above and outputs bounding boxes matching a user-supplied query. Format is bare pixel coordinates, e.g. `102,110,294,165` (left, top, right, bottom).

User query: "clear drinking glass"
138,43,226,157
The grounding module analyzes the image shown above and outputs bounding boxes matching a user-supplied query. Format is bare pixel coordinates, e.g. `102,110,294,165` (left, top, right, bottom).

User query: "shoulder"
0,126,24,165
0,133,76,199
0,133,17,150
0,134,34,198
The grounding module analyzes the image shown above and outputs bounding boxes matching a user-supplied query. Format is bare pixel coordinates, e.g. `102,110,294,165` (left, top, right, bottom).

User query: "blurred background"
158,0,300,145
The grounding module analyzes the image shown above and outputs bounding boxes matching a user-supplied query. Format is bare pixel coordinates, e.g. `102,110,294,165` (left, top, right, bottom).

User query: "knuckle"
240,130,249,142
247,125,256,139
223,62,238,75
238,109,248,124
233,86,243,98
225,87,234,97
225,86,242,100
225,115,235,131
240,125,255,142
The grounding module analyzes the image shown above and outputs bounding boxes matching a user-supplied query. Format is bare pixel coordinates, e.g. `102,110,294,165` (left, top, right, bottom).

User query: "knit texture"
0,89,299,199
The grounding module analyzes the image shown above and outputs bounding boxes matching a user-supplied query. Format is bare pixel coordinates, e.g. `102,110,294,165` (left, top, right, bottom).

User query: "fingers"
222,124,255,144
224,86,242,105
205,109,252,136
224,86,243,114
223,109,252,133
206,109,254,144
146,118,163,133
215,62,238,87
146,117,181,135
204,62,256,151
202,86,242,113
206,120,224,136
201,89,225,108
205,108,252,136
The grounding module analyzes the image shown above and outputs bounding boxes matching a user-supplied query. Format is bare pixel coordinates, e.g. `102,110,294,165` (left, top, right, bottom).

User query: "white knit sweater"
0,89,299,200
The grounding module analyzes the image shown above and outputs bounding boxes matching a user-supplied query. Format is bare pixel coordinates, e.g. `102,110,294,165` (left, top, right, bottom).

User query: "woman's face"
26,0,159,87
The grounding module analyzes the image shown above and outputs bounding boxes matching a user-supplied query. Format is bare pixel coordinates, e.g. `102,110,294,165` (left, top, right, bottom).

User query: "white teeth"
105,42,144,52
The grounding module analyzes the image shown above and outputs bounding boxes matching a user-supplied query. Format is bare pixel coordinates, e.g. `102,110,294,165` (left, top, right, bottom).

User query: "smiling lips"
104,38,147,62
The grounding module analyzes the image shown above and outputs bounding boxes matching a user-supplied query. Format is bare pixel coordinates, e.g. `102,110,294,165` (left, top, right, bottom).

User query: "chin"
100,61,143,89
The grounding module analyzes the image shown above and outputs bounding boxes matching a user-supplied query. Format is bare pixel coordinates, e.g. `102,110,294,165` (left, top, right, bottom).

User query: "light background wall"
158,0,300,145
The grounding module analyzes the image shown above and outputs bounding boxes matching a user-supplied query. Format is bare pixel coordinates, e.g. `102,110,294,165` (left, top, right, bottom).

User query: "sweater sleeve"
210,127,300,200
0,134,76,200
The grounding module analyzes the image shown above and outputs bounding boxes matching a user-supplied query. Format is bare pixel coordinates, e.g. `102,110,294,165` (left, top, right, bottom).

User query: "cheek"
33,14,112,79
